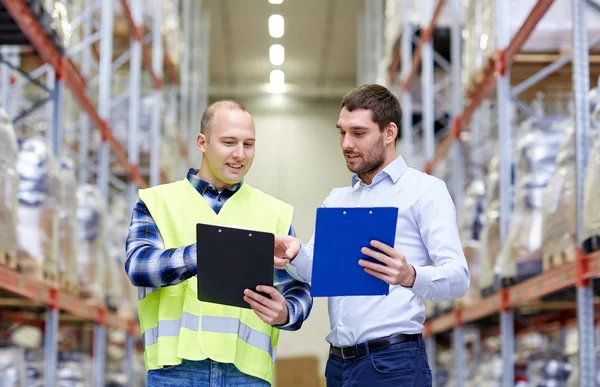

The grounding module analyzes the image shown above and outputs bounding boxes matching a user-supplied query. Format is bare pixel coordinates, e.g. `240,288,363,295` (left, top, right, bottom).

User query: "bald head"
200,99,250,138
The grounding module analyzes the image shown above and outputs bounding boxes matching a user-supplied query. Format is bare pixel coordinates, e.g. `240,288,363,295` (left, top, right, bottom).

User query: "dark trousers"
325,336,432,387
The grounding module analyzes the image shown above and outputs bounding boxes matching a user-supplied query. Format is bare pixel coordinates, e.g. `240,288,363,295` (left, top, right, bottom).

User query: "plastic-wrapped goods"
76,184,106,302
479,155,501,295
0,346,27,386
15,137,60,283
527,353,572,387
160,120,184,184
583,112,600,254
105,198,128,313
57,158,79,292
468,337,502,387
108,198,137,318
498,100,566,285
541,119,584,269
458,180,486,305
461,0,495,94
0,108,19,267
25,349,92,387
111,95,156,155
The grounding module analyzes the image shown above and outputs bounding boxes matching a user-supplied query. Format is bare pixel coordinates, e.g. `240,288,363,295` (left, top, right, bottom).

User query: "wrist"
402,265,416,288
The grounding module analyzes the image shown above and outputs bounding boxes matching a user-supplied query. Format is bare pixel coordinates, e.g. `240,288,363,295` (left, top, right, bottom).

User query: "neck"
358,149,398,185
196,164,237,192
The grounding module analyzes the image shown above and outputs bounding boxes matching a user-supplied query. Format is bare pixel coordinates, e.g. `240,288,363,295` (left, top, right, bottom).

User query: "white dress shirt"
289,155,470,347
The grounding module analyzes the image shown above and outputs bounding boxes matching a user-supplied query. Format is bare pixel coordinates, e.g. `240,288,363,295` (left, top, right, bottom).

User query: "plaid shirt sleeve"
273,226,313,331
124,199,197,288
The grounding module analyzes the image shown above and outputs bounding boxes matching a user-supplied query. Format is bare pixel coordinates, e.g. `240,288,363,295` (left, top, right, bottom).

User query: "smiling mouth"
226,163,243,170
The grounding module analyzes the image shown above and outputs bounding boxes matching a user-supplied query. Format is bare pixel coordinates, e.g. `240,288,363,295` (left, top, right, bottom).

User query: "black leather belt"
329,333,421,360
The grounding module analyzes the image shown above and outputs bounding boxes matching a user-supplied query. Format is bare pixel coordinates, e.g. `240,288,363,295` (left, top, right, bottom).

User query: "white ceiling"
202,0,364,97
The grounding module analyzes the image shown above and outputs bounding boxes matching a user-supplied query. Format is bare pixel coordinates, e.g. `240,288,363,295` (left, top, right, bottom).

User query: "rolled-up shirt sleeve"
410,179,470,302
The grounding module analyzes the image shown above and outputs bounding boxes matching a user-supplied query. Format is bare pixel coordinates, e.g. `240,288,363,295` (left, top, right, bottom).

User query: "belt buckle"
340,345,357,360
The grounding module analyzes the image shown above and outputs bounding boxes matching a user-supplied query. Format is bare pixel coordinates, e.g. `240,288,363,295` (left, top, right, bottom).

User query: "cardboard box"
275,356,321,387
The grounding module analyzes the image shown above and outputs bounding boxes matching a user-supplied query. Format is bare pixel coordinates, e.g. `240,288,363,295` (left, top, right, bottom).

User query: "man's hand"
358,240,416,287
274,235,301,270
244,286,289,326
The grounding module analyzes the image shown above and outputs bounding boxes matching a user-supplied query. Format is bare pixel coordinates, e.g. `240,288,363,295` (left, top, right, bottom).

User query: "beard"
344,136,386,175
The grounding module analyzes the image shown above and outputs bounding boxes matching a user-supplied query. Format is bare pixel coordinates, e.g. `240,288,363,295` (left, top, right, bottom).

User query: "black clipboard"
196,223,274,309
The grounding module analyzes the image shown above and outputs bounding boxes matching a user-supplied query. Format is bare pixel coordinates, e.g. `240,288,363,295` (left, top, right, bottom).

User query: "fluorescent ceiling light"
269,14,284,38
269,69,285,93
269,44,285,65
269,0,283,3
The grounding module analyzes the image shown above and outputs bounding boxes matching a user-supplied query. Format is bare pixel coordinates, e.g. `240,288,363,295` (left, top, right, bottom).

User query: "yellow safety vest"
137,179,293,384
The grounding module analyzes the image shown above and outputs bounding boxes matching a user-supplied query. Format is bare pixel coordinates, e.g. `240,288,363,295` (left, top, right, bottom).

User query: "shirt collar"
351,155,408,187
186,168,242,194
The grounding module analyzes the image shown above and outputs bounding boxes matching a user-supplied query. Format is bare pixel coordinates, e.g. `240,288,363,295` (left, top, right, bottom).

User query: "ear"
197,133,208,153
384,123,398,145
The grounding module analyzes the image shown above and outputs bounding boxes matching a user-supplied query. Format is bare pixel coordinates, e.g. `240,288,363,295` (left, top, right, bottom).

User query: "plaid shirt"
124,169,312,330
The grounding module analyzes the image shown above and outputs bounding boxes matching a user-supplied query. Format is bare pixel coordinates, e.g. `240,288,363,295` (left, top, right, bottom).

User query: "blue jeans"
325,336,432,386
147,359,270,387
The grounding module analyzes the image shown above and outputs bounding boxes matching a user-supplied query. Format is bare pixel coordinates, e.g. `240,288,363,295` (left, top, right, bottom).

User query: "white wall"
238,94,352,377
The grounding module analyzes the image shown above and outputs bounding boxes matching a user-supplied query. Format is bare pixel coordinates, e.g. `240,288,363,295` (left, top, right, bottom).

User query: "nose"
232,144,244,160
341,135,354,151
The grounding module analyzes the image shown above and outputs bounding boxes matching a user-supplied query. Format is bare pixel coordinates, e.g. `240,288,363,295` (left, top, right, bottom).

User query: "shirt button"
338,321,343,327
366,187,370,191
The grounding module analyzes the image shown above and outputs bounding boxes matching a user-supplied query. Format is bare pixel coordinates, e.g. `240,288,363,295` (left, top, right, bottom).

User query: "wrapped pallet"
57,158,79,292
583,104,600,254
108,198,137,318
76,184,106,303
541,118,579,269
458,179,486,305
479,156,501,296
498,98,566,285
16,137,60,282
104,198,127,313
0,107,19,268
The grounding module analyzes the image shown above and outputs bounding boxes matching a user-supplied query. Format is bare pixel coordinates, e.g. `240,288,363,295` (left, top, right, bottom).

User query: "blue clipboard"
310,207,398,297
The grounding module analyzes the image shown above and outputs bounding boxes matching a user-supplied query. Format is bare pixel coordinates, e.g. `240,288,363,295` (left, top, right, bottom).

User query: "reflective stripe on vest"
143,313,276,363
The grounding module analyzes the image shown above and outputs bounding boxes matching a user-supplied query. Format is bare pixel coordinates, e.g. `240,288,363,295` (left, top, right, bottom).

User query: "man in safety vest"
125,99,313,386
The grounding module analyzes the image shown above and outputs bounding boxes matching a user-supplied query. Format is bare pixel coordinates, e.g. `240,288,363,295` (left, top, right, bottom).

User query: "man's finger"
358,259,395,276
360,247,395,266
252,309,272,323
245,298,274,319
369,240,399,258
255,285,284,301
364,267,393,284
274,257,289,269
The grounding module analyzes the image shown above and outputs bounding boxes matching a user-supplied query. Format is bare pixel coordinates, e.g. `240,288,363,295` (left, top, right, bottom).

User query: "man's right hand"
274,235,301,269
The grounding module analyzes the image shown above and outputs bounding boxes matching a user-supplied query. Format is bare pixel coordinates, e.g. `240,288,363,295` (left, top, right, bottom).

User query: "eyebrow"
336,124,369,131
219,136,255,141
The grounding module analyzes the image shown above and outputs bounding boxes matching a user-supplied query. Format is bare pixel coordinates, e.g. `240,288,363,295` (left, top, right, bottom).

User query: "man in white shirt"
274,84,470,386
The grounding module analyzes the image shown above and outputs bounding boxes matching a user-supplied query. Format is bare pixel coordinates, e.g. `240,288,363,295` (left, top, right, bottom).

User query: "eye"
244,143,254,148
224,141,235,146
339,130,346,136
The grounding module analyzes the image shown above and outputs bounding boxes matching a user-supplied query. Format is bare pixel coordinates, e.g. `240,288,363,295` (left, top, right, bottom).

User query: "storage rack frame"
0,0,209,386
384,0,600,386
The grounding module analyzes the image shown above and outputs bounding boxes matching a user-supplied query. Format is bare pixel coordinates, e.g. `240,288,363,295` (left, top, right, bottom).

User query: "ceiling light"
268,14,284,38
269,0,283,3
269,69,285,93
269,44,285,66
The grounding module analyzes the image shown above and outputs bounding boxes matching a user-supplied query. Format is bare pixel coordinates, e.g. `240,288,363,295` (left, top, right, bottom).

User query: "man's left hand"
358,240,416,287
244,286,289,326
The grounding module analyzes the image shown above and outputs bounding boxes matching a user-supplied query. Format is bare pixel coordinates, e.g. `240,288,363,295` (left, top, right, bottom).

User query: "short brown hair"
341,84,402,143
200,99,249,137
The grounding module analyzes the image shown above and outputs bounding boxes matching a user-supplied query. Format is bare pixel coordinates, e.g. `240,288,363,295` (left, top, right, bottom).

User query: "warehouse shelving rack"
0,0,208,386
386,0,600,386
